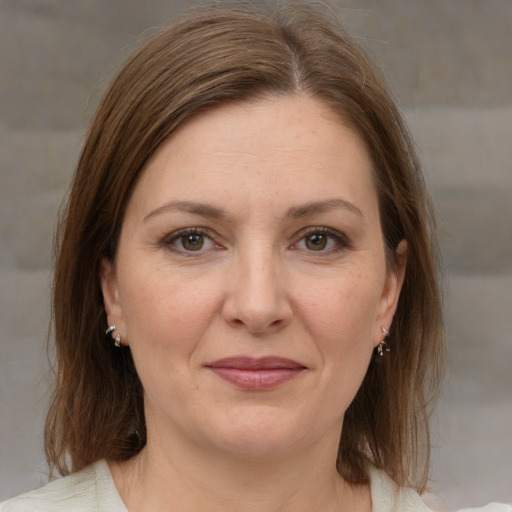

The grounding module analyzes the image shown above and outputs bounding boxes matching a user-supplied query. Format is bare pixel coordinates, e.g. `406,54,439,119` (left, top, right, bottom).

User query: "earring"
375,326,390,357
106,325,122,348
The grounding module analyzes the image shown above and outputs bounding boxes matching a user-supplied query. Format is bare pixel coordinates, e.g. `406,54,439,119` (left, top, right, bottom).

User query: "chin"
200,405,314,459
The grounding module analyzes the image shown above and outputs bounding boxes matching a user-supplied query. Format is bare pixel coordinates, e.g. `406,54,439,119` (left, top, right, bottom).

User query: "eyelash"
292,227,350,253
162,227,221,256
162,226,350,255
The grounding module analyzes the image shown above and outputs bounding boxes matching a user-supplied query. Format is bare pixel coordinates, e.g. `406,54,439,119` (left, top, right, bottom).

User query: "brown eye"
181,234,205,251
165,228,220,255
305,233,328,251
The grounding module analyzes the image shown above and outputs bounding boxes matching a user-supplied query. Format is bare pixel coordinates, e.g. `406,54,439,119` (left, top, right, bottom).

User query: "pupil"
307,234,327,250
183,234,204,250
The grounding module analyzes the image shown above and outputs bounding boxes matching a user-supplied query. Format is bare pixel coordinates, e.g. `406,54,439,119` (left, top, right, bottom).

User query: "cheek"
118,265,226,411
288,274,382,427
298,270,383,350
118,261,223,356
296,269,383,392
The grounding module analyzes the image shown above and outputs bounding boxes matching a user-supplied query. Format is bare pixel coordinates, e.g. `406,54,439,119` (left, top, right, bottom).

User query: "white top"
1,460,510,512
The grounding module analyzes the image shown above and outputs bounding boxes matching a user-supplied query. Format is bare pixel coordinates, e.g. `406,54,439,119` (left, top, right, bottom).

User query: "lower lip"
209,367,304,390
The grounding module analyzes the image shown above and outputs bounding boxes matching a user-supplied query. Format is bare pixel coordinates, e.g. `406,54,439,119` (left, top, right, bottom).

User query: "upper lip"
206,356,306,370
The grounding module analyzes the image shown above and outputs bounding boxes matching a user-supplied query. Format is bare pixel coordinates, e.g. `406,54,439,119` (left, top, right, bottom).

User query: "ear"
374,239,407,346
99,258,127,346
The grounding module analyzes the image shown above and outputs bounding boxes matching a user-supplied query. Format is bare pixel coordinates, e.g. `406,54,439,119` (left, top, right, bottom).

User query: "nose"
222,250,293,336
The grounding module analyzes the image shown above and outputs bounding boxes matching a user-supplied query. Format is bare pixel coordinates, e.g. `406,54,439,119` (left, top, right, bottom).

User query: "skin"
101,94,406,512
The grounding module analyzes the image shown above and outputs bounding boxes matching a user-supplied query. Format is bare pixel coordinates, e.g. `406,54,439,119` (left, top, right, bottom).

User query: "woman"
1,2,509,511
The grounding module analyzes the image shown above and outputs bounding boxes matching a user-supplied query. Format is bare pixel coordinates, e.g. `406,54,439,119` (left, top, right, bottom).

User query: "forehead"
129,94,377,220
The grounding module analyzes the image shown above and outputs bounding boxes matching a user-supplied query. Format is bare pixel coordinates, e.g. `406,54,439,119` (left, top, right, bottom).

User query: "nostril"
228,314,288,335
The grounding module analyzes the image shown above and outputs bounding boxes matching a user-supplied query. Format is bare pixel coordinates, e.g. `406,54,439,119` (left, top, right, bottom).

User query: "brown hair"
46,1,445,492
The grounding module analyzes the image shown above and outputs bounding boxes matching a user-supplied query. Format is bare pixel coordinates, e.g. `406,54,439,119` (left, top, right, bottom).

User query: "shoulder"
369,466,512,512
0,463,98,512
0,460,126,512
369,465,433,512
458,506,512,512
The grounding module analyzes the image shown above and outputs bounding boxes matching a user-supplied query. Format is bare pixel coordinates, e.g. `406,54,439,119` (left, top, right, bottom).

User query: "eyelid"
291,226,351,252
162,227,223,254
163,226,210,242
161,225,350,255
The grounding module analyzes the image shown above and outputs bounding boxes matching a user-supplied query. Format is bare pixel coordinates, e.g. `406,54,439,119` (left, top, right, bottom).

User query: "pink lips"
206,357,306,390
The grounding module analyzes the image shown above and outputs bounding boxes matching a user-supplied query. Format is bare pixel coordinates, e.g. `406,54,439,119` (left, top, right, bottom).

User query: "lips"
206,357,306,390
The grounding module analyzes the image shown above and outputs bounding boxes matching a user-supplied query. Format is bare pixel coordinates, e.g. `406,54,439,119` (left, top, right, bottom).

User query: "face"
101,95,406,460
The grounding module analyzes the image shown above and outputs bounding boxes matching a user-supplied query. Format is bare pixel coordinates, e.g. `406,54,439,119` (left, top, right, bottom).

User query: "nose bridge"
224,240,292,334
242,246,279,302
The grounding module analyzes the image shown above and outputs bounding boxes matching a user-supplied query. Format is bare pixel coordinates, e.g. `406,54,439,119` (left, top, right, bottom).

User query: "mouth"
205,356,307,391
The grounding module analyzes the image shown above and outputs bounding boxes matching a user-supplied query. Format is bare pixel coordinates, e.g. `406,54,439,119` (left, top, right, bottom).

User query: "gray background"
0,0,511,509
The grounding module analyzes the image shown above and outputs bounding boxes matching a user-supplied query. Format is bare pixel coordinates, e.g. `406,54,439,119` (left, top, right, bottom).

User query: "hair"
45,0,445,492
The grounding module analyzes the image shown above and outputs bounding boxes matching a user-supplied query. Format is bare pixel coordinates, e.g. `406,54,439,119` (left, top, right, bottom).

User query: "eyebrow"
285,198,365,221
143,201,230,223
143,198,364,223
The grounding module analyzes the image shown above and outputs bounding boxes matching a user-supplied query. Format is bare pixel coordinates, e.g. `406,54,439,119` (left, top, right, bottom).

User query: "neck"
110,428,371,512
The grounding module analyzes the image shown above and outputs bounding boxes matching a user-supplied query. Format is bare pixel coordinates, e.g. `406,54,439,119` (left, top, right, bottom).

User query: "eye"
305,233,329,251
180,233,207,251
164,228,219,253
293,228,348,253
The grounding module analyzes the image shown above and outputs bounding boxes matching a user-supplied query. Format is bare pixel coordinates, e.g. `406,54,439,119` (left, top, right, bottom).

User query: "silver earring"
375,327,390,357
106,325,122,348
